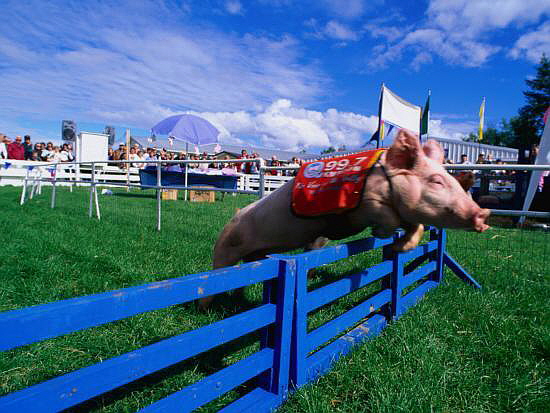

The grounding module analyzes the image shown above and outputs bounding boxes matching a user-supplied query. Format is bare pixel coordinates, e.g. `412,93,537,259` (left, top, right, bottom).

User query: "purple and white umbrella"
151,114,219,146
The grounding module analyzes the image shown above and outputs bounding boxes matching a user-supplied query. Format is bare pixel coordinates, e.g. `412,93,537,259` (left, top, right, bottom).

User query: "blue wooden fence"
0,228,478,412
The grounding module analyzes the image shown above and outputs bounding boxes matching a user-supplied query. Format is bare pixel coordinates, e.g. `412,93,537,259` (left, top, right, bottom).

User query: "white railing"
5,158,549,230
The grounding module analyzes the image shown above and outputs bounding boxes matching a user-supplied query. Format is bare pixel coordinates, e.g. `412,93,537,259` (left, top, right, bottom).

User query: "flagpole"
377,83,385,149
427,90,431,140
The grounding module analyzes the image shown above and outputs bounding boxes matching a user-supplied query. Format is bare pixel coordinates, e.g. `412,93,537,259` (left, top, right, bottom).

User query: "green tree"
321,146,336,154
522,54,550,138
505,54,549,151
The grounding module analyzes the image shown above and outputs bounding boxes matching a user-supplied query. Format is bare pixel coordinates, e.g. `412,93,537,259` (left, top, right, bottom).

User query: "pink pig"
204,130,489,304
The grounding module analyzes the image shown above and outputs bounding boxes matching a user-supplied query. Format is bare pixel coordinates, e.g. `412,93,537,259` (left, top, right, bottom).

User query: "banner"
380,85,421,139
520,106,550,220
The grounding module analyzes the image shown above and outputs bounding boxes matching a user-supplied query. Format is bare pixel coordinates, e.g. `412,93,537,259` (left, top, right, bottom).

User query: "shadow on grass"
65,292,264,413
111,191,157,199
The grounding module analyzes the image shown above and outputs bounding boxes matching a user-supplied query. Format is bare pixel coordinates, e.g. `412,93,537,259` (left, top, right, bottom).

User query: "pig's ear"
386,129,421,170
423,139,444,163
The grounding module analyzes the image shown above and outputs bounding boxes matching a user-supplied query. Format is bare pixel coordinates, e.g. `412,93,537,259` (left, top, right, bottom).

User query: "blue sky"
0,0,548,152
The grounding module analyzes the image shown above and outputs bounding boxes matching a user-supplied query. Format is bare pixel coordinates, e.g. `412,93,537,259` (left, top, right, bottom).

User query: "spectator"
0,135,8,159
135,150,146,169
485,153,494,164
128,147,139,166
67,143,74,161
59,144,71,163
33,143,42,160
237,149,249,173
41,142,54,161
286,156,299,176
49,146,64,163
145,148,158,168
7,136,25,160
108,148,114,160
269,159,282,176
459,154,470,164
476,153,485,164
30,151,40,161
23,135,33,160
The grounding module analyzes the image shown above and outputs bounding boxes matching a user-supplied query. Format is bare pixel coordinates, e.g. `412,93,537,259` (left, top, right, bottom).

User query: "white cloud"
0,1,328,133
320,0,368,20
509,21,550,63
323,20,360,41
427,0,550,35
368,0,550,69
188,99,379,151
225,0,243,15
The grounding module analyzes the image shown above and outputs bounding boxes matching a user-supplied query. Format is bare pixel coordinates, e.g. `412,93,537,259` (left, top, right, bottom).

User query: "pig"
203,130,489,306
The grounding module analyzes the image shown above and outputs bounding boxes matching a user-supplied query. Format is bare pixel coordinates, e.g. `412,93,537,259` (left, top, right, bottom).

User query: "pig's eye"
428,175,445,188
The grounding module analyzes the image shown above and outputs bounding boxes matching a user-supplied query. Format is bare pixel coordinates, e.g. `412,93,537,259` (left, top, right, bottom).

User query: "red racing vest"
291,149,385,217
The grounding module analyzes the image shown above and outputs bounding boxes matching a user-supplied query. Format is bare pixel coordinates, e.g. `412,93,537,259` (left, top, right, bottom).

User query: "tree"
321,146,336,154
505,54,550,151
522,54,550,138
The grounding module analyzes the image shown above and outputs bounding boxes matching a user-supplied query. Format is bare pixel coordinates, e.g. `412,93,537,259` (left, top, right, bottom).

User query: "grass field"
0,185,548,412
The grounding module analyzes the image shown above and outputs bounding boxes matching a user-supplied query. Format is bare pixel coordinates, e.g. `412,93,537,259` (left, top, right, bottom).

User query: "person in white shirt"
0,136,8,159
135,150,146,169
50,146,64,163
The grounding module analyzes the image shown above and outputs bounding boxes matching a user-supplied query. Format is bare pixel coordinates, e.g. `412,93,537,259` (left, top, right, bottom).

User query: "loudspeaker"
62,120,77,141
104,126,115,146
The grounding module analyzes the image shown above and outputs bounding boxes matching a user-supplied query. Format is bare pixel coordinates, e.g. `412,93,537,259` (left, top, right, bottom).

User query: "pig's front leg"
370,204,401,239
393,223,424,252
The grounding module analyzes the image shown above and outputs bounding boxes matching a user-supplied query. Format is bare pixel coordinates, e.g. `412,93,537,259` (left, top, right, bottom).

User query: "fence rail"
5,160,550,227
0,228,477,412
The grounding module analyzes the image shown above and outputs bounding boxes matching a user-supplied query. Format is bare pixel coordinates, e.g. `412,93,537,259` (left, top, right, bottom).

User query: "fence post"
51,164,57,209
184,162,188,201
93,162,101,220
259,257,295,399
89,162,95,218
290,255,308,388
156,162,161,231
388,233,405,320
20,168,29,205
258,159,266,198
431,228,446,283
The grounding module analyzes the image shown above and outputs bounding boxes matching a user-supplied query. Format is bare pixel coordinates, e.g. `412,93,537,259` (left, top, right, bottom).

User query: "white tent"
520,108,550,222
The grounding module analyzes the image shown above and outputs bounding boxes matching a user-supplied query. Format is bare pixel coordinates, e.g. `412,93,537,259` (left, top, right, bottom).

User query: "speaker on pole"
104,126,116,146
62,120,77,141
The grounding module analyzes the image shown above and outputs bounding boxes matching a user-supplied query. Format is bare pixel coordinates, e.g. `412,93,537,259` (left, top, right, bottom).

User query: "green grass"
0,185,548,412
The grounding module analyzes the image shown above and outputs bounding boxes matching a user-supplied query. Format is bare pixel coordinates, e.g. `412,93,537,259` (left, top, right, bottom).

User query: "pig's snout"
472,208,490,232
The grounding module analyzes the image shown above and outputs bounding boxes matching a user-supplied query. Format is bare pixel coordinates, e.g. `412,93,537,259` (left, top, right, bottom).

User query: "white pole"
184,143,189,201
89,162,94,218
20,168,29,205
126,128,130,192
51,164,57,209
156,162,161,231
258,159,265,199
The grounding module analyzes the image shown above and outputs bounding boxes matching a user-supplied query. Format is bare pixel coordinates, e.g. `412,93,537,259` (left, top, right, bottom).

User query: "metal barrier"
0,228,477,412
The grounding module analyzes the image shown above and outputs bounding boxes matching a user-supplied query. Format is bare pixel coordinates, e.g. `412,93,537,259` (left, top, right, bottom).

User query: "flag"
3,162,11,169
214,143,222,153
420,91,431,136
478,98,485,142
367,129,379,146
168,137,174,147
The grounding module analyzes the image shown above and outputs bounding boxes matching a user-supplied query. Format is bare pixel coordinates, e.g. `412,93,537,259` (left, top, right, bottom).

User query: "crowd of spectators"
107,146,303,176
0,134,74,163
